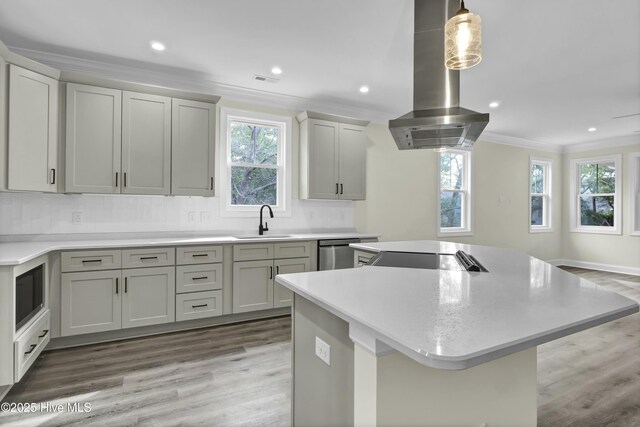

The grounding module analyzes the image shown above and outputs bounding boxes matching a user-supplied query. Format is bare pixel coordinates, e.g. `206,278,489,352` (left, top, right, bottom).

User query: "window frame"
569,154,622,235
218,108,292,217
529,157,553,233
437,149,473,237
630,152,640,236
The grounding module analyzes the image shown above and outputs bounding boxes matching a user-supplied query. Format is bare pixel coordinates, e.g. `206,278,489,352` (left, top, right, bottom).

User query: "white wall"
561,144,640,269
354,124,564,261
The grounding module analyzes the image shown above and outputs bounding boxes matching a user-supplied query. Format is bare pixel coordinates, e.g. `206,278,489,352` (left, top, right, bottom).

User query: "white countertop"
276,240,639,370
0,231,379,266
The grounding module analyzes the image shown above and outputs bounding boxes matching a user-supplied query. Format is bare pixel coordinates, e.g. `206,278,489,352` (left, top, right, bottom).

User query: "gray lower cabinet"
233,259,274,313
61,266,175,336
232,242,312,313
8,64,58,192
61,270,122,336
122,266,175,328
274,258,310,308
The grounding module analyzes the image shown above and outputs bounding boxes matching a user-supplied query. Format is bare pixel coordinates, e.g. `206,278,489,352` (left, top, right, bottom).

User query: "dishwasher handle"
318,239,361,247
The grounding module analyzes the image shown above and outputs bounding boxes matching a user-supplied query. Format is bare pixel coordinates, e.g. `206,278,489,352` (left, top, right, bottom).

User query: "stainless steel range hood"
389,0,489,150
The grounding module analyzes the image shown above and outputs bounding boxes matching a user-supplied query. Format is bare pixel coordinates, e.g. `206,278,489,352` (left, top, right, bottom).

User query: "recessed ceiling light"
359,86,370,94
271,66,282,75
489,101,500,108
588,127,597,132
150,41,165,51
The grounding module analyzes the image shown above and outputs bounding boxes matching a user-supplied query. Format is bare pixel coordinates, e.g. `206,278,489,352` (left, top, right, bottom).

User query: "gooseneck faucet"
259,204,274,235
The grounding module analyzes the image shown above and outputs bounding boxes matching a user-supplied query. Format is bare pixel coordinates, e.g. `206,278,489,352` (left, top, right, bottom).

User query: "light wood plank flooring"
1,267,638,426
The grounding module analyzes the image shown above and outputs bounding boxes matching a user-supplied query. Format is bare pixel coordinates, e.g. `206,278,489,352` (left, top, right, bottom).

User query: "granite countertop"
0,231,379,266
276,240,639,370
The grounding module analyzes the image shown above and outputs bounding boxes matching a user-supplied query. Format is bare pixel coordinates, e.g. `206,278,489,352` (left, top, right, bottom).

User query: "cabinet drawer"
176,291,222,321
274,241,312,259
122,247,175,268
176,245,223,265
176,264,223,294
233,244,274,261
354,250,375,267
14,310,50,382
62,249,121,272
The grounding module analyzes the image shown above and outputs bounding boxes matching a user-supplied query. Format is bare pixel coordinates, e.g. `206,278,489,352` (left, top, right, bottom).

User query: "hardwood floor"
1,267,638,426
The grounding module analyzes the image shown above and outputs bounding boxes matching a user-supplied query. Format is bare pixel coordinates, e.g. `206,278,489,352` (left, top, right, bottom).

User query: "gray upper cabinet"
8,65,59,192
298,111,368,200
65,83,122,194
66,84,174,195
122,92,171,195
171,98,216,196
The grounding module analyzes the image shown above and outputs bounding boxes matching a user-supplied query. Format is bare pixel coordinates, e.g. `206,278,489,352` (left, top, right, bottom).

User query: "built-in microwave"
15,263,44,331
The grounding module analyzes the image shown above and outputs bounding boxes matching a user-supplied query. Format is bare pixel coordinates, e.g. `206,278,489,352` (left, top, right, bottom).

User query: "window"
438,149,472,236
570,154,621,234
219,108,292,216
529,157,552,232
631,152,640,236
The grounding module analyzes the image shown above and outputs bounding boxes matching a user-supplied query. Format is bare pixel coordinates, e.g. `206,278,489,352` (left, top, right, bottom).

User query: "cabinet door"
338,124,366,200
122,266,175,329
65,83,121,194
171,98,215,196
274,258,310,308
8,65,58,192
232,260,274,313
307,119,339,199
122,92,171,195
61,270,122,336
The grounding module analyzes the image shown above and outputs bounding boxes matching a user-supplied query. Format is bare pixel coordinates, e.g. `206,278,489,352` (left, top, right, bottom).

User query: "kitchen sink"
233,234,295,239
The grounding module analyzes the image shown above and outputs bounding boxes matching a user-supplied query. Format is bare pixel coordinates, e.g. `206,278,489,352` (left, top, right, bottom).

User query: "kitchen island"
275,240,639,427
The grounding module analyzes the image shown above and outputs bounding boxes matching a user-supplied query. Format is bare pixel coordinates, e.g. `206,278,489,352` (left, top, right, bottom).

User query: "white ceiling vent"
253,74,279,83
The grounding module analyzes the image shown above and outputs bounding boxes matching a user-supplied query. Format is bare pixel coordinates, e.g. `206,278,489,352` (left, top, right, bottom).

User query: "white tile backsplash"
0,193,354,235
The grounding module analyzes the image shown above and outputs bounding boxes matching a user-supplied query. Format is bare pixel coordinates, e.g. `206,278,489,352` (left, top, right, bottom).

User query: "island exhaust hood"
389,0,489,150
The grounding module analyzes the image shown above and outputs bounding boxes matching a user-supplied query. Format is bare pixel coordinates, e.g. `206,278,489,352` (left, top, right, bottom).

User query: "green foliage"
229,122,279,205
440,153,464,228
578,162,615,227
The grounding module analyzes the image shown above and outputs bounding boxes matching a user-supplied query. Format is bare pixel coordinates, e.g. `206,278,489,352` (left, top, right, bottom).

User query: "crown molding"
480,132,563,153
561,134,640,154
10,46,393,124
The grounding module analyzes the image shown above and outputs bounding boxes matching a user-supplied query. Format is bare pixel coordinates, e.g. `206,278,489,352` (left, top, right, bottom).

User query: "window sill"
529,227,553,234
570,227,621,236
437,229,474,238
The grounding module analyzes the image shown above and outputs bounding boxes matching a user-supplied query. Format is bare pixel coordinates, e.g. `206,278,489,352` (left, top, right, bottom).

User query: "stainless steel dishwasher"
317,238,361,270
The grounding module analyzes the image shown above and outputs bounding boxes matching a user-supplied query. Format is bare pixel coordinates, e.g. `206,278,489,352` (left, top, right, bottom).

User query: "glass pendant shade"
444,11,482,70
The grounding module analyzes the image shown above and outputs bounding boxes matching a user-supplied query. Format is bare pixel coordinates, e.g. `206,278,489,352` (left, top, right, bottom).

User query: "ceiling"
0,0,638,146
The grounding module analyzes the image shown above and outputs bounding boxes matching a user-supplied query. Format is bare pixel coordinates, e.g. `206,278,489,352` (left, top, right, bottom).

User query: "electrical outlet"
315,336,331,366
188,211,196,223
200,211,211,222
72,212,82,225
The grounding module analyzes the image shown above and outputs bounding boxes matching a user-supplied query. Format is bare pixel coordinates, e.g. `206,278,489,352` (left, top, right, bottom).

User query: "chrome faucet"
259,204,274,235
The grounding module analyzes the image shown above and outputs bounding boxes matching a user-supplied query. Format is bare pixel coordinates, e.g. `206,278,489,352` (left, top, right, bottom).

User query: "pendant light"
444,0,482,70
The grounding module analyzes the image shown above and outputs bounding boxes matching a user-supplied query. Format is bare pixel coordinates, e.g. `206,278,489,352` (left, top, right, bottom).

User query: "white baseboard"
548,259,640,276
0,384,11,401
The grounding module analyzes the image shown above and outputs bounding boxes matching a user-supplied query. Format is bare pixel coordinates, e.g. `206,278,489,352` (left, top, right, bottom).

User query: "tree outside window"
438,150,472,235
229,121,280,206
578,162,615,227
529,157,552,232
570,154,621,234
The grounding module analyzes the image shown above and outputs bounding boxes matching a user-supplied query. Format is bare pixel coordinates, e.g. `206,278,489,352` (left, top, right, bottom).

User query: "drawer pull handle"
140,256,158,261
192,304,208,308
192,276,208,280
82,259,102,264
39,330,49,339
192,254,208,258
24,344,37,355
